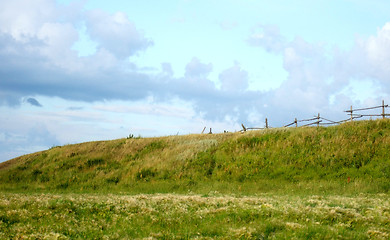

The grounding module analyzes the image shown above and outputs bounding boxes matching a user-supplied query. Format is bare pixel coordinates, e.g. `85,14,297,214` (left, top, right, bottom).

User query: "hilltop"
1,119,390,194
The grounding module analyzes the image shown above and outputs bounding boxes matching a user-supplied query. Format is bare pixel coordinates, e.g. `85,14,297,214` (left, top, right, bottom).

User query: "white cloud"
185,57,213,78
248,24,286,53
0,0,57,41
85,10,153,59
219,63,249,92
0,0,152,73
36,22,79,68
161,62,174,76
247,22,390,124
93,100,195,119
247,108,263,125
0,114,60,162
0,0,82,73
274,43,344,118
180,57,216,93
346,23,390,88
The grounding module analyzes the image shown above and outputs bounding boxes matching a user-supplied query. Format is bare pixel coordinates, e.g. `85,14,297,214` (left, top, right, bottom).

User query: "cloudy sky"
1,0,390,162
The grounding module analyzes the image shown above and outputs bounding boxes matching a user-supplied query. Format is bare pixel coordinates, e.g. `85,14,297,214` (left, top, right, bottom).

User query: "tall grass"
0,119,389,194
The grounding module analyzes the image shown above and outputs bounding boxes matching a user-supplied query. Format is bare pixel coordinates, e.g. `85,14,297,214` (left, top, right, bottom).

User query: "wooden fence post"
295,118,298,127
382,100,385,119
201,126,206,134
265,118,268,129
317,113,320,127
241,124,247,132
350,106,353,122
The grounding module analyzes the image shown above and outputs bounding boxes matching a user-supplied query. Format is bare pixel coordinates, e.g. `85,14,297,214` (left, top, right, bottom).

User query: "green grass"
1,119,390,194
0,192,389,239
1,119,390,238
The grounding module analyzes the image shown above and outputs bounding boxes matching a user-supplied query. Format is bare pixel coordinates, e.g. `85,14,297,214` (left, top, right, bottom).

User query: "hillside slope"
1,119,390,193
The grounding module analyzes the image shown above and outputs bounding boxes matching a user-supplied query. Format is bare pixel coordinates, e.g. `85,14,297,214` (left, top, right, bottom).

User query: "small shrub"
31,169,43,181
17,165,28,170
7,172,21,182
128,134,142,139
106,176,120,184
86,158,105,167
0,215,20,226
127,134,134,139
56,181,69,189
136,168,156,181
32,169,42,176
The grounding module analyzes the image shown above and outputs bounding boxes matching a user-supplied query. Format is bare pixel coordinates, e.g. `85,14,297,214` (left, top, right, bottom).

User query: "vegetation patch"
0,193,389,239
0,120,390,238
85,158,105,168
0,119,390,192
136,168,157,181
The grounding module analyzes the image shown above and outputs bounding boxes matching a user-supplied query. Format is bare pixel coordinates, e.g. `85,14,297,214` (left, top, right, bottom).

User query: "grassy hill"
1,120,390,238
1,119,390,194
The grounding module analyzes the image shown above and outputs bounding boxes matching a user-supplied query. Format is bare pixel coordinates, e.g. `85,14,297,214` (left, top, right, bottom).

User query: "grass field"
2,120,390,192
1,192,389,239
1,119,390,239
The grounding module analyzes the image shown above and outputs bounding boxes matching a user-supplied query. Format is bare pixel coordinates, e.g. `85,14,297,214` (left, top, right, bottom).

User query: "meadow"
1,192,389,239
1,119,390,239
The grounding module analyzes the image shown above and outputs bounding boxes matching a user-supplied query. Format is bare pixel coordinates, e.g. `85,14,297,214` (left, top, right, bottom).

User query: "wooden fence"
238,100,390,132
203,100,389,133
344,100,389,121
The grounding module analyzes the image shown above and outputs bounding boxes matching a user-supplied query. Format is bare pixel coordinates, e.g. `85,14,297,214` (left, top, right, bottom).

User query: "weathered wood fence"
345,100,389,121
202,100,390,133
238,100,389,132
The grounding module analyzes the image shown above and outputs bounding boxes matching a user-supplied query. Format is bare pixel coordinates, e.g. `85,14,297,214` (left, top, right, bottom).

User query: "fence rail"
209,100,390,134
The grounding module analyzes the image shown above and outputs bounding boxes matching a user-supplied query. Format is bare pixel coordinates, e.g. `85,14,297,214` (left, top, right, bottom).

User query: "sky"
1,0,390,162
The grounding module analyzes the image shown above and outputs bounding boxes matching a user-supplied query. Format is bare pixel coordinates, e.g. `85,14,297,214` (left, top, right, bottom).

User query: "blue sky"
1,0,390,162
